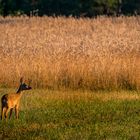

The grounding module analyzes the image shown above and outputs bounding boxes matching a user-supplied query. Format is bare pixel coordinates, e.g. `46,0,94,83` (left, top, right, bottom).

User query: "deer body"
1,78,31,120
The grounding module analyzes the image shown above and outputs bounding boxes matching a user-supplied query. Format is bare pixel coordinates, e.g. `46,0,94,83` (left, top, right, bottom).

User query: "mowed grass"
0,88,140,140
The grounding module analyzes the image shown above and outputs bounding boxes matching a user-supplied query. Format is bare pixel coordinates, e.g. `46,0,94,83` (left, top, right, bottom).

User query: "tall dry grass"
0,16,140,90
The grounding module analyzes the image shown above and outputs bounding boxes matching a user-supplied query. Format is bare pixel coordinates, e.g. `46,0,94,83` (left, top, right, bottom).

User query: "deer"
1,78,32,120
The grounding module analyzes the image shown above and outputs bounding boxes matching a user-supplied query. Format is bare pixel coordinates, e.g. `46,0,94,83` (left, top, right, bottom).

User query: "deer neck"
16,91,24,100
16,87,23,94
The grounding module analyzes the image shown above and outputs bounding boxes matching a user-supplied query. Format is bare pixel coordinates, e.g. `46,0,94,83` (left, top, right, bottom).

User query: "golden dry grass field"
0,16,140,90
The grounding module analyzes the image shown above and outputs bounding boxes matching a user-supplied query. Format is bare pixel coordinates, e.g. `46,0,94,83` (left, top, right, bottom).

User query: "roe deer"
1,78,32,120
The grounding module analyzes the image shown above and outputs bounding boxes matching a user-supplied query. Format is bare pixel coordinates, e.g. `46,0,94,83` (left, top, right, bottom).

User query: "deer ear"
20,77,23,84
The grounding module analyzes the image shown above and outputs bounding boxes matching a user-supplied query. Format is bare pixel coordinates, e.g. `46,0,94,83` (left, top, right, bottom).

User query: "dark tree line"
0,0,140,17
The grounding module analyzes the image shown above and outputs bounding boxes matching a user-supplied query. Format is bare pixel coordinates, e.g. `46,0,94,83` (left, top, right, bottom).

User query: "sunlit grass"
0,16,140,90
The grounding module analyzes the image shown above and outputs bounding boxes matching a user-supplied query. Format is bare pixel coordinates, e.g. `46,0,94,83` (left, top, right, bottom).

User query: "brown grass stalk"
0,16,140,90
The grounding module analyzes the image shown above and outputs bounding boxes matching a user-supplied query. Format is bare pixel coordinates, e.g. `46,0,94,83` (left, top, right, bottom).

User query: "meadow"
0,89,140,140
0,16,139,90
0,16,140,139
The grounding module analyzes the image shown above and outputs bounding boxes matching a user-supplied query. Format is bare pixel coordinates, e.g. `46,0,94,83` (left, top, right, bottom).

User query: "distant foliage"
0,0,140,17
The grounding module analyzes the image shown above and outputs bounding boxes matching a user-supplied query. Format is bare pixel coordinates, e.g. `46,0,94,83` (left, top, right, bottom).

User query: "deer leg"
9,108,13,119
5,108,10,121
1,107,6,120
1,107,3,120
15,105,19,119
